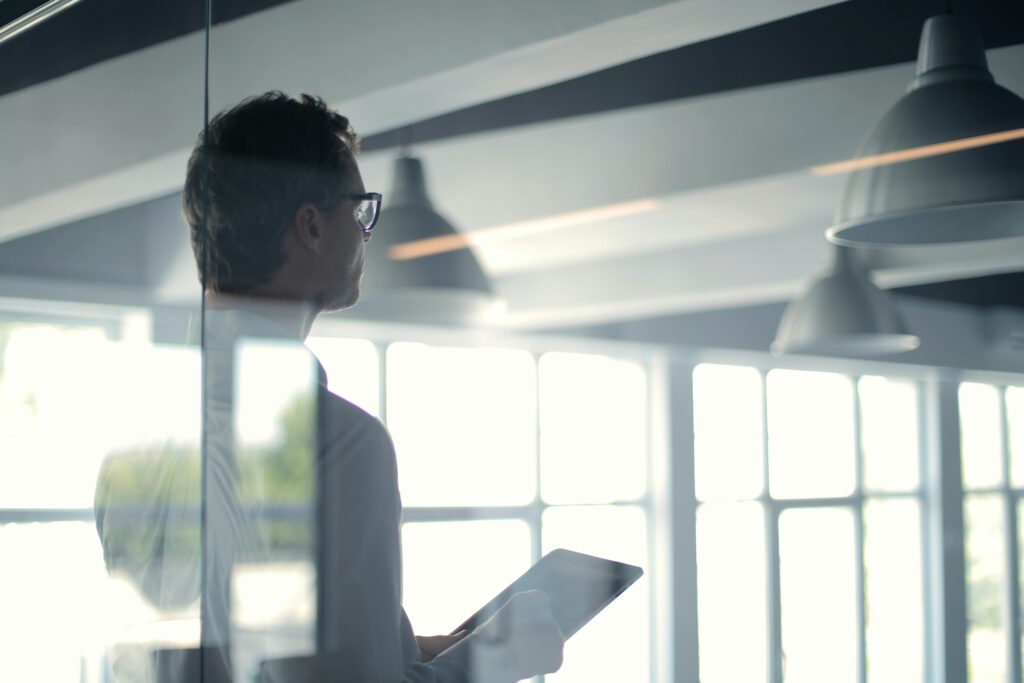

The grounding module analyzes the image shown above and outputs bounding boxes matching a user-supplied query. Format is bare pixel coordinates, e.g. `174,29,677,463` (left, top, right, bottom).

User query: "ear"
289,201,324,253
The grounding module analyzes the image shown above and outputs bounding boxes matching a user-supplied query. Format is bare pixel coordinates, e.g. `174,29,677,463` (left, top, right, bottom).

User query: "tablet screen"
451,548,643,639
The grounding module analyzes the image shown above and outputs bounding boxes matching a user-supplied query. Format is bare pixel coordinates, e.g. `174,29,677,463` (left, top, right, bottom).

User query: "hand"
473,590,565,680
417,631,469,663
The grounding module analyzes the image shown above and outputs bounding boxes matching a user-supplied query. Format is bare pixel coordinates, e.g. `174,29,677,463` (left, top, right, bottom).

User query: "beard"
316,270,361,312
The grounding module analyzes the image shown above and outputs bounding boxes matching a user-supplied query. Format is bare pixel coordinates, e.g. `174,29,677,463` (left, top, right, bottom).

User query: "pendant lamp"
827,13,1024,247
356,154,494,325
772,247,920,355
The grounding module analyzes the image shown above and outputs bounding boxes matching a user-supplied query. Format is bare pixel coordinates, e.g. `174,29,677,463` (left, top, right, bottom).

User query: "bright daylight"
2,1,1024,682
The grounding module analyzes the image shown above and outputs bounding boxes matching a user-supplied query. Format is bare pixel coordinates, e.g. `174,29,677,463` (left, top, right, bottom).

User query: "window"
387,343,537,508
45,330,656,682
372,343,654,683
959,381,1024,683
0,320,204,682
693,364,925,683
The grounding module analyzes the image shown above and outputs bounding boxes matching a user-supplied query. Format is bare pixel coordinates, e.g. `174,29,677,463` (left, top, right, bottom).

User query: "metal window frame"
5,303,1001,683
962,382,1024,683
999,383,1024,683
1,314,666,683
688,364,933,683
0,313,140,528
378,339,661,683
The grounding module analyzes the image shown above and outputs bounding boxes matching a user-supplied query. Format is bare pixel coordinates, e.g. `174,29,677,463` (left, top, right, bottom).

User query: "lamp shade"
356,155,494,325
772,249,920,355
827,13,1024,247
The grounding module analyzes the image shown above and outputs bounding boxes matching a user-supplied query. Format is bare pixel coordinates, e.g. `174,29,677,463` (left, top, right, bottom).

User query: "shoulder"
319,387,390,441
317,388,402,513
317,386,396,473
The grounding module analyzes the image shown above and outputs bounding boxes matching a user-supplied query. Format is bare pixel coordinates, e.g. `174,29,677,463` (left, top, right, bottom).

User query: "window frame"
0,309,133,525
689,362,929,683
308,320,666,683
960,380,1024,683
8,303,1023,683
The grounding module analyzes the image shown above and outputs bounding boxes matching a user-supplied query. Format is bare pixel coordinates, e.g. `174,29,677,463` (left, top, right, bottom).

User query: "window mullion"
0,508,95,523
667,360,700,683
762,370,784,683
765,502,783,683
918,379,936,683
532,350,544,565
853,377,867,683
1000,387,1022,683
924,376,969,683
376,340,388,424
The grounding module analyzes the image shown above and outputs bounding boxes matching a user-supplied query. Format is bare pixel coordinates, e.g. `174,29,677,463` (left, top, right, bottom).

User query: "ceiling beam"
491,224,1024,330
356,47,1024,248
0,0,844,245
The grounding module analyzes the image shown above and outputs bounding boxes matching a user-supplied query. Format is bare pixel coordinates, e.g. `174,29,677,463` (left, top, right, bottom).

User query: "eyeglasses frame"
340,192,382,242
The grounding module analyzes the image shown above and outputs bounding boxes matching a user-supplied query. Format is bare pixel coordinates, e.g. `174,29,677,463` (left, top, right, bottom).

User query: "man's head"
182,92,368,311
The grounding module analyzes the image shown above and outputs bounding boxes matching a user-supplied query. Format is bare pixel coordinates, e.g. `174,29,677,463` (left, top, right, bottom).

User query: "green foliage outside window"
94,391,317,604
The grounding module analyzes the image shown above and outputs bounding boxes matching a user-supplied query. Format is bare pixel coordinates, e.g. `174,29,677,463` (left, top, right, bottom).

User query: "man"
179,91,564,682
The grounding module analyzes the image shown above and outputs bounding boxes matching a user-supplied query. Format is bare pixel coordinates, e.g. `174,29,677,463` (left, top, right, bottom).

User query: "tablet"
450,548,643,640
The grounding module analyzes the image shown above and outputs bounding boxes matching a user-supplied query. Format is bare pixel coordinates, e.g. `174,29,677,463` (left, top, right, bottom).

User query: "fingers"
509,590,561,629
504,591,565,675
480,590,547,642
417,630,471,662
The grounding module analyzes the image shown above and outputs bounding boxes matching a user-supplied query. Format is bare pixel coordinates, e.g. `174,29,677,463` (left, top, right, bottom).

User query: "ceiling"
1,0,1023,336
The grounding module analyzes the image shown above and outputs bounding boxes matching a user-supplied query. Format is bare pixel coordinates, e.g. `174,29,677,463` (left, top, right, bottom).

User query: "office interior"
2,0,1024,681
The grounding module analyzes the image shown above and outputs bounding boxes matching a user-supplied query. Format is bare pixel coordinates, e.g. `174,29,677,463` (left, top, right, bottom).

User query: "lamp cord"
398,124,410,157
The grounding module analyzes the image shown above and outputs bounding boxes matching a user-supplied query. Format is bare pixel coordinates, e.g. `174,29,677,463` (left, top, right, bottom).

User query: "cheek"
349,234,365,267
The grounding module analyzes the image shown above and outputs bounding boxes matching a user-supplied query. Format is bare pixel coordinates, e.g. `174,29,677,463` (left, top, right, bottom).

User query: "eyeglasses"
343,192,382,242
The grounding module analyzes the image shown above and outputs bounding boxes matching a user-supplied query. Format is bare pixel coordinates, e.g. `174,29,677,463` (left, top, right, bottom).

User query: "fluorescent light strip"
0,0,84,46
389,198,659,261
811,126,1024,176
391,127,1024,260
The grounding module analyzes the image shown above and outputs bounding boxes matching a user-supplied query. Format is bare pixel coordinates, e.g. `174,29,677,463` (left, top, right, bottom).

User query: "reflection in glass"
0,323,115,508
768,370,856,499
0,522,123,682
779,507,858,683
960,383,1003,490
542,505,649,683
863,498,924,683
540,352,647,504
387,343,537,507
235,341,318,457
305,337,379,416
964,494,1006,683
859,376,920,493
401,520,532,636
693,364,764,502
1007,387,1024,488
1018,500,1024,677
4,0,209,674
0,331,205,681
696,502,768,683
232,340,319,680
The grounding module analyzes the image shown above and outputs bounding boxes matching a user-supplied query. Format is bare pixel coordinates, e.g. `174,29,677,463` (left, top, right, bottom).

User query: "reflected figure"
96,92,563,682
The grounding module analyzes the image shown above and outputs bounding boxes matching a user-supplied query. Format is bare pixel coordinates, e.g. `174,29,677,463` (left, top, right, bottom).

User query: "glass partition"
0,1,208,681
8,1,1023,682
198,1,660,678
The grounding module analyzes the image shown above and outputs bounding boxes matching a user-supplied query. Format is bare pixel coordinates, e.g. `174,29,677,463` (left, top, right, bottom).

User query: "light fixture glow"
389,199,659,261
811,126,1024,176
